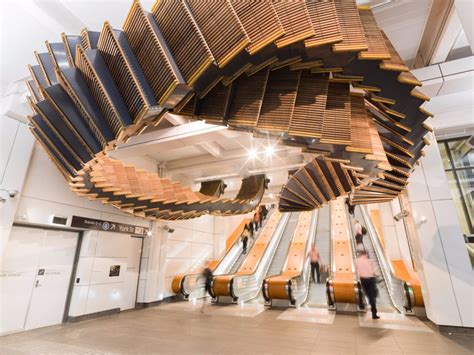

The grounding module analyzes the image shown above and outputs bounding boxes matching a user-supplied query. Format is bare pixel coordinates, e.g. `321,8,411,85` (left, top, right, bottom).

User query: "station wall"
0,137,244,333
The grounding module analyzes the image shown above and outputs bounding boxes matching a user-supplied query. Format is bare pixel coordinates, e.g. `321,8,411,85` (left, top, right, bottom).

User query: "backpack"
361,226,367,235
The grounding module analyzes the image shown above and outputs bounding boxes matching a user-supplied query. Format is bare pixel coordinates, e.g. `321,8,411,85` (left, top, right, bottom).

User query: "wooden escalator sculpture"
25,1,431,220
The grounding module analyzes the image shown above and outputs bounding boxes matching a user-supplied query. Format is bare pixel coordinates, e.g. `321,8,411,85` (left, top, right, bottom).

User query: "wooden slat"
333,0,368,52
151,0,214,85
257,69,301,132
231,1,285,55
272,0,315,48
289,72,328,138
320,82,351,145
305,0,343,48
187,0,249,68
358,7,390,60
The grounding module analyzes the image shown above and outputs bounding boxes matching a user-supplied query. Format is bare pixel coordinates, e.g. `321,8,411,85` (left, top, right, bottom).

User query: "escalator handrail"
287,210,319,305
230,212,291,300
344,204,365,311
178,218,251,297
358,205,405,313
215,207,275,276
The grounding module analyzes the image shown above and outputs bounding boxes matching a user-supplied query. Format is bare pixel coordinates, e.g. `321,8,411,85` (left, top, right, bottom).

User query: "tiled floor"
1,301,472,354
277,307,336,324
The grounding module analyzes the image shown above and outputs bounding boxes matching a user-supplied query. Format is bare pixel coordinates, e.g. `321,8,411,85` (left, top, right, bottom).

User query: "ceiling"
4,0,472,202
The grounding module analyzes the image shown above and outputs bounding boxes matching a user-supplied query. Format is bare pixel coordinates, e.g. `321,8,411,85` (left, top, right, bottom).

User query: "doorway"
1,226,80,334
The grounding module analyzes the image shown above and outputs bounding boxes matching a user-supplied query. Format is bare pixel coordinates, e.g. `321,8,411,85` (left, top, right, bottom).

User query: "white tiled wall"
407,132,473,327
69,231,143,316
0,118,35,254
3,146,151,319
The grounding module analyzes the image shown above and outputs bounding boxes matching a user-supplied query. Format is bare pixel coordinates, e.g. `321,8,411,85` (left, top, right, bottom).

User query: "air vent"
52,215,68,225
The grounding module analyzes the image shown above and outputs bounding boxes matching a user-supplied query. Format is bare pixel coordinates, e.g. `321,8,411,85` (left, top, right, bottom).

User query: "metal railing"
359,205,410,313
287,210,319,307
230,212,291,302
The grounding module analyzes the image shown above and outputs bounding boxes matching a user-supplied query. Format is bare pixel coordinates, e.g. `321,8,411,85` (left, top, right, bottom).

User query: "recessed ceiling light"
248,148,258,159
265,145,275,157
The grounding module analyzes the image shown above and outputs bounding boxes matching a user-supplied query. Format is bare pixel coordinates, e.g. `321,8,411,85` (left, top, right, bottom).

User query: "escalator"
348,207,399,312
262,211,316,307
305,205,331,307
212,211,290,303
326,199,365,311
264,212,300,277
357,205,423,312
172,208,274,300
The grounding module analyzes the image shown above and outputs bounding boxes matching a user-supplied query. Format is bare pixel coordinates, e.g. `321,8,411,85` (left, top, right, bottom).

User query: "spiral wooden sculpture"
26,0,430,219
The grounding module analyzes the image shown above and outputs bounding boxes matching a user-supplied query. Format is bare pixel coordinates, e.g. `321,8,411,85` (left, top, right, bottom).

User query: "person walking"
200,262,213,313
260,205,268,220
346,199,355,216
355,250,380,319
245,221,254,239
253,210,261,231
308,245,322,283
241,228,249,254
354,219,362,238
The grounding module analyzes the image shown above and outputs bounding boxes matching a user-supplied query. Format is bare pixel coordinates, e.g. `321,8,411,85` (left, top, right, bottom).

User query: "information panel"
71,216,149,236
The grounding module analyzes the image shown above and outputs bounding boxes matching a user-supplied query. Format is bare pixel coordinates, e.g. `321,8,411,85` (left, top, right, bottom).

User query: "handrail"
360,206,413,313
211,210,287,302
358,205,406,313
172,217,252,298
287,210,318,306
230,212,290,302
326,199,363,310
262,210,317,306
345,204,365,311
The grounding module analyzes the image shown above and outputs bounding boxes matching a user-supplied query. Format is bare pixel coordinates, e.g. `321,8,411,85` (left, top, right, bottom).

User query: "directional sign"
71,216,149,236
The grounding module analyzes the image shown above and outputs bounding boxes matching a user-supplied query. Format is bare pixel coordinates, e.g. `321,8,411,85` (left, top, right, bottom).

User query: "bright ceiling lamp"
248,147,258,160
265,145,275,157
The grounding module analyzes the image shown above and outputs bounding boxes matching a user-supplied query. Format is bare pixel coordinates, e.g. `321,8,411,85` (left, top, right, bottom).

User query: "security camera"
0,197,6,204
8,190,18,198
163,225,175,233
393,211,409,222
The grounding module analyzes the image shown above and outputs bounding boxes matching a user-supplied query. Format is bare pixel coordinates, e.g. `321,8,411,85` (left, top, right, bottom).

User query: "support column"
0,118,35,255
405,131,473,327
454,0,474,51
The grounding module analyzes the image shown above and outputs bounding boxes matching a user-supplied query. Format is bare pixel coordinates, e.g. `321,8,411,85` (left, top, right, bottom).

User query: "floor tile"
277,307,336,324
358,312,433,332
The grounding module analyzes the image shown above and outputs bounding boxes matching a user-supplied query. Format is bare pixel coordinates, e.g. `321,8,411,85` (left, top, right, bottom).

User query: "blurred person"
200,261,213,313
241,228,250,254
245,221,254,239
355,250,380,319
346,199,355,216
253,210,261,231
308,245,322,283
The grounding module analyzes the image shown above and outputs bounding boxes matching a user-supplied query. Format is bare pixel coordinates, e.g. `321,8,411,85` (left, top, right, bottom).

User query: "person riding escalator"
309,244,322,284
356,250,380,319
